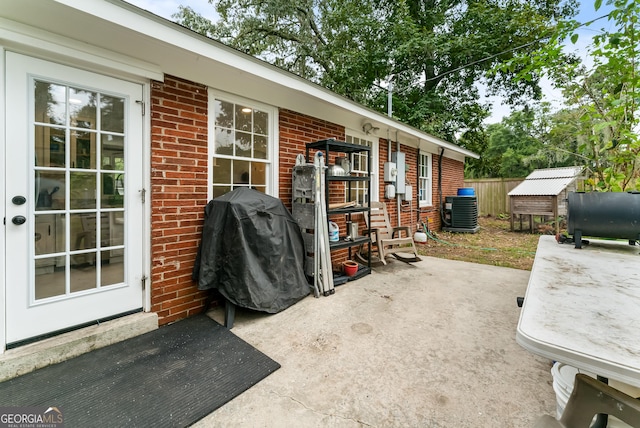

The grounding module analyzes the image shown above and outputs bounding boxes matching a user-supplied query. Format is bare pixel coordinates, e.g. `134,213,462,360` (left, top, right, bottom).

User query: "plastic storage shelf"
304,138,372,280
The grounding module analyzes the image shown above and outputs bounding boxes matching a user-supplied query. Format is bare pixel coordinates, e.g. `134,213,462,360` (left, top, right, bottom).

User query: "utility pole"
387,79,393,118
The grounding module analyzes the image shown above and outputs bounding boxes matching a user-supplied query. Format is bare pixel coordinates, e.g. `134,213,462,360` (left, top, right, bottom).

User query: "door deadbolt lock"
12,216,27,225
12,196,26,205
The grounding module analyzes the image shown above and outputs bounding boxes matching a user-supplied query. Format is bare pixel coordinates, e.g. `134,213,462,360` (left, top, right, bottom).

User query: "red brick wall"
150,76,209,325
377,142,465,233
377,141,420,231
278,109,345,208
278,109,350,268
146,78,466,324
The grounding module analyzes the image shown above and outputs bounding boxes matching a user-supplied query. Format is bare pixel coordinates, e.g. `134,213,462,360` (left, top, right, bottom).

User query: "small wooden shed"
508,166,584,233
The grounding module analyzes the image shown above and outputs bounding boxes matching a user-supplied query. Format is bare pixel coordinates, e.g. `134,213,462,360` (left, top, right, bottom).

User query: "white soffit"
0,18,163,82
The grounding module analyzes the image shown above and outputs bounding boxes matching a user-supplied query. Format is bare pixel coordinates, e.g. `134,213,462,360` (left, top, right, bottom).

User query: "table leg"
591,376,609,428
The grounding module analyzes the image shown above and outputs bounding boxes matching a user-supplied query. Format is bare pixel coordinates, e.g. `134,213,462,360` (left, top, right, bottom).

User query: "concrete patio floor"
197,255,557,427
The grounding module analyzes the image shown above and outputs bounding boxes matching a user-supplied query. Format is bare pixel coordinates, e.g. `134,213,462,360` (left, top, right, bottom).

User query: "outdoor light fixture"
362,122,379,135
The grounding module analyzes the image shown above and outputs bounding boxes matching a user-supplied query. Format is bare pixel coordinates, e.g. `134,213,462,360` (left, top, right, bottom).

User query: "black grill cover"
193,188,310,313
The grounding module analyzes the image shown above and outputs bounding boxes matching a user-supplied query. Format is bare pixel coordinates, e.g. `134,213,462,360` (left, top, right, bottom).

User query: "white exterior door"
5,52,145,345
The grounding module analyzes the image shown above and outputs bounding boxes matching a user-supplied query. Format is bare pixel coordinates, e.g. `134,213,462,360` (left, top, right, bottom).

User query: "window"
345,134,372,205
210,94,274,198
418,151,432,207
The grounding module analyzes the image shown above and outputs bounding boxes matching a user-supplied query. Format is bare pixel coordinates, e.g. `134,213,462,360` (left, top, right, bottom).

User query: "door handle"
12,196,26,205
12,216,26,225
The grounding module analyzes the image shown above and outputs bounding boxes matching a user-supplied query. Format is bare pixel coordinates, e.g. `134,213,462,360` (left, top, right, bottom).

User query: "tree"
526,108,584,169
502,0,640,191
174,0,577,141
458,128,495,178
462,105,577,178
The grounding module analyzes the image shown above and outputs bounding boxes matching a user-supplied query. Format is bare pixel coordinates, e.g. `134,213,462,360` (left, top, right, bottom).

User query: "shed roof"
508,167,584,196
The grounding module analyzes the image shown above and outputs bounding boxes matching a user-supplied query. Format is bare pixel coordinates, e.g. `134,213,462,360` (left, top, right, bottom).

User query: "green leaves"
175,0,577,141
494,0,640,191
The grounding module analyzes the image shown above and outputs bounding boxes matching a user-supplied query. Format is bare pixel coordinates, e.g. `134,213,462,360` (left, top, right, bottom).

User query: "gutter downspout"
438,147,450,227
387,79,392,162
396,131,401,228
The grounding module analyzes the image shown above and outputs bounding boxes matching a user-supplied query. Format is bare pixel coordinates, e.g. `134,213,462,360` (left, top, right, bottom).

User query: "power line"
398,39,547,93
373,13,612,95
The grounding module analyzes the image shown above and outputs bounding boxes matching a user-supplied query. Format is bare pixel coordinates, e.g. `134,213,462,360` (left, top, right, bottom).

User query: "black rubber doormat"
0,314,280,427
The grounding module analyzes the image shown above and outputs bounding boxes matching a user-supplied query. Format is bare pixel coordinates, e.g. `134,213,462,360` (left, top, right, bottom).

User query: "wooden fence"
463,178,524,217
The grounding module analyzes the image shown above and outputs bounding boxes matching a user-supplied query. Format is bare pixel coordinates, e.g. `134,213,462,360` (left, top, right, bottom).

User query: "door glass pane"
100,95,125,133
70,263,97,292
35,126,66,168
36,171,65,210
69,172,96,209
30,76,131,305
107,212,124,246
115,174,125,201
35,262,65,299
69,88,96,129
35,214,58,256
34,81,66,126
102,134,124,170
101,250,124,286
102,173,123,208
71,213,95,252
72,130,96,169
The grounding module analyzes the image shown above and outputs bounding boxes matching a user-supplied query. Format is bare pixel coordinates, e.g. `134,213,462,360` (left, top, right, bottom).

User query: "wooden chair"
534,374,640,428
363,201,421,265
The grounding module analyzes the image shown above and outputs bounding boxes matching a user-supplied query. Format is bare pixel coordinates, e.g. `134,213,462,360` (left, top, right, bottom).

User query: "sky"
124,0,617,123
125,0,218,21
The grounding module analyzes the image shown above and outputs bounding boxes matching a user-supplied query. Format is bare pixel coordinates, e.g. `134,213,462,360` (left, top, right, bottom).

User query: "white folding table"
517,235,640,388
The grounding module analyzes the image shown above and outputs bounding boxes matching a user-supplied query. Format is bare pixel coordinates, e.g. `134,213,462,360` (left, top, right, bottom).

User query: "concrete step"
0,312,158,382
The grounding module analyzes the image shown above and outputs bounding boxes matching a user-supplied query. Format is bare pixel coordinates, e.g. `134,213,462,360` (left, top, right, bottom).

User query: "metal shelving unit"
304,138,371,280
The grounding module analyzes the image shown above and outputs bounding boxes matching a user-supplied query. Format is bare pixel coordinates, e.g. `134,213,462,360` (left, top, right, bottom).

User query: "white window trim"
207,88,279,200
419,150,433,208
345,130,378,203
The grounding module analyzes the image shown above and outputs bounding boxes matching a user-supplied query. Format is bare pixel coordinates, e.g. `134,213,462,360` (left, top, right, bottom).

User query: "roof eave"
7,0,479,159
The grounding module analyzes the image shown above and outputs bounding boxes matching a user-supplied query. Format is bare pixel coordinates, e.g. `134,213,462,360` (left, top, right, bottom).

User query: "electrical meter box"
391,152,405,193
402,185,413,201
383,162,397,182
385,184,396,199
